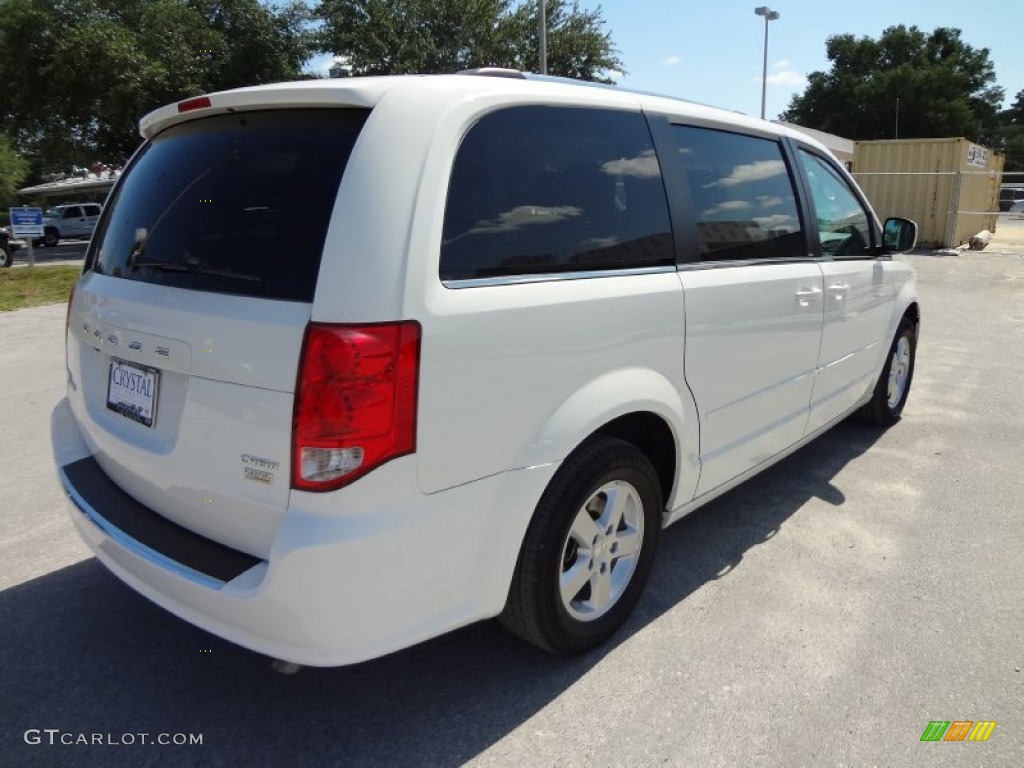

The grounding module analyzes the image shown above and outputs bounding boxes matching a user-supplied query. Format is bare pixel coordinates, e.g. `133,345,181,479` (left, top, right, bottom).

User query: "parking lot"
1,222,1022,767
6,240,90,268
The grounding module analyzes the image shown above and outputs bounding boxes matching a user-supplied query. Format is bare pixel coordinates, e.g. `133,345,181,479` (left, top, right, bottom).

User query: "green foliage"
0,134,30,207
0,0,317,170
781,26,1004,144
994,89,1024,172
315,0,622,82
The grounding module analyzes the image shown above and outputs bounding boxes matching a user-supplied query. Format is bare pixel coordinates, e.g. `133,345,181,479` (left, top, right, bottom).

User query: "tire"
856,317,916,426
43,228,59,247
500,436,662,655
0,244,11,268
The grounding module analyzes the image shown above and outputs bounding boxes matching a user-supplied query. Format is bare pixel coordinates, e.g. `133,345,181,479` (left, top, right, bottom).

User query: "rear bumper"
52,397,557,666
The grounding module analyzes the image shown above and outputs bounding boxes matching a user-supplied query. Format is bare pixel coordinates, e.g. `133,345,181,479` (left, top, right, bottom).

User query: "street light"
539,0,548,75
754,6,780,120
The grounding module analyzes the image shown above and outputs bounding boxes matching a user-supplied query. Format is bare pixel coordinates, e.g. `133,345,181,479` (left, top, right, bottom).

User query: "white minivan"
52,72,920,667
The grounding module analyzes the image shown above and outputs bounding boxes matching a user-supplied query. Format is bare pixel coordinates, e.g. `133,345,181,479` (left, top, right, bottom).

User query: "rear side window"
670,126,804,262
440,106,673,281
89,109,369,301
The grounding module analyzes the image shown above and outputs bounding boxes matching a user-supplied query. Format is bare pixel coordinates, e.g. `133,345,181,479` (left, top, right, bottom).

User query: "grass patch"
0,265,80,312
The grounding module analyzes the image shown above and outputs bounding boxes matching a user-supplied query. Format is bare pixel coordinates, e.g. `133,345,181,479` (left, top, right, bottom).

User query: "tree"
0,0,317,172
994,89,1024,172
315,0,622,82
781,26,1004,143
0,134,29,207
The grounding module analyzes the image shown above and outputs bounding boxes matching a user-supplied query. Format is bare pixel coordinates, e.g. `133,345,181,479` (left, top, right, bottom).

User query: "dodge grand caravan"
52,71,920,666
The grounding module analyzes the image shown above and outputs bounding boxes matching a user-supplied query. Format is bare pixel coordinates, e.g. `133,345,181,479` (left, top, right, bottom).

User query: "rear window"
88,109,369,301
440,106,673,281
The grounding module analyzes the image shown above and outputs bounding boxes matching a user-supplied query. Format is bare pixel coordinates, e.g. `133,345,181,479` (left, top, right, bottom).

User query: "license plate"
106,358,159,428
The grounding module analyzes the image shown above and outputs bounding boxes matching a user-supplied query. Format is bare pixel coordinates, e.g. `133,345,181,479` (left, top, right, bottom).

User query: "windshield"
88,108,369,301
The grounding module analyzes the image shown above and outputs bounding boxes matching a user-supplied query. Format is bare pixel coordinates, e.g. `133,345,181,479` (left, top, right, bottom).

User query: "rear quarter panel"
316,82,701,501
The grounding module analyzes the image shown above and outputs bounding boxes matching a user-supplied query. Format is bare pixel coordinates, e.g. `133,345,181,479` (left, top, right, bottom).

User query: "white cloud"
766,70,807,87
662,55,682,67
772,59,790,70
466,205,581,235
753,214,798,231
703,200,753,217
303,53,336,77
602,150,660,179
705,160,786,188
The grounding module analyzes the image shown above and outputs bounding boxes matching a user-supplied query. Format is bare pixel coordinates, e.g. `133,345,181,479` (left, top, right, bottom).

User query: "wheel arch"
903,300,921,339
588,413,676,507
519,368,700,511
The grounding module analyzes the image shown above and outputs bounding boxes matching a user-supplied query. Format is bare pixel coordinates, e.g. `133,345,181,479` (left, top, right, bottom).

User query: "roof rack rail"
457,68,738,114
457,68,526,79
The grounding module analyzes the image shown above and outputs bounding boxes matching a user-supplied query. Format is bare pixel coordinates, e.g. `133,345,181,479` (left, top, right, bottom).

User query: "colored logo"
920,721,997,742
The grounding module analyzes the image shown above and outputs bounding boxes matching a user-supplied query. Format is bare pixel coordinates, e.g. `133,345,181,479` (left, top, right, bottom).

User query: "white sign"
966,144,988,168
8,207,44,237
107,359,159,428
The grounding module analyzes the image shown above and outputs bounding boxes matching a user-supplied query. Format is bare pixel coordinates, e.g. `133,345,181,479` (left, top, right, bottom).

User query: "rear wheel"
856,317,916,425
500,436,662,654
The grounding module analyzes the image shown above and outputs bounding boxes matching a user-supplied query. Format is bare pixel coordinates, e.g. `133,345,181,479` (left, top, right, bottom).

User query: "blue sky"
306,0,1022,120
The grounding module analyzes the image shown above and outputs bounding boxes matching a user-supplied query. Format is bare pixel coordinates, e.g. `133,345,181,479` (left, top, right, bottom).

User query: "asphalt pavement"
1,222,1022,767
7,240,89,268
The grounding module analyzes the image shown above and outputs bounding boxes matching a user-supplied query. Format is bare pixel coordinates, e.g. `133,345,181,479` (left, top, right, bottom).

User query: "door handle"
828,282,849,301
795,286,822,307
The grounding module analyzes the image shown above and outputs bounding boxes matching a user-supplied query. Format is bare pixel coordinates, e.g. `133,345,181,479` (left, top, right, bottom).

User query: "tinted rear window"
670,126,803,262
88,109,369,301
440,106,673,281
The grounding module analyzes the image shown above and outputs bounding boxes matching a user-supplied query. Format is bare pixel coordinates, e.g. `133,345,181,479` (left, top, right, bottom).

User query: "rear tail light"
292,322,421,491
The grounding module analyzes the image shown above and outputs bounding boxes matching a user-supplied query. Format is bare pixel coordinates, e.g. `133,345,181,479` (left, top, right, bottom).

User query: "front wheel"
43,228,59,247
500,436,662,655
856,317,916,425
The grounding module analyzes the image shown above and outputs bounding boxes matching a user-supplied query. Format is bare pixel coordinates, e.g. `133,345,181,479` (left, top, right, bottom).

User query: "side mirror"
883,217,918,253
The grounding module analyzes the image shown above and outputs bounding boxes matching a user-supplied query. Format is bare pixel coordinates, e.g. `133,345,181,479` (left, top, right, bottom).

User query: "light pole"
754,6,779,120
539,0,548,75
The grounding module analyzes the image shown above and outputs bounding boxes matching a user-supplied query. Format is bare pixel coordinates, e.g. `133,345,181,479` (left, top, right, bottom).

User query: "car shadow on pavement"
2,420,883,767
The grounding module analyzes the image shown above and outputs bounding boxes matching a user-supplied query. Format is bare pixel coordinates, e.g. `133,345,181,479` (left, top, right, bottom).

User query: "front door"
796,149,896,433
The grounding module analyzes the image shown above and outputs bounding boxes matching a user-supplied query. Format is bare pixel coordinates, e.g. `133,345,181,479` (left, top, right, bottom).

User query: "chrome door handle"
828,282,849,301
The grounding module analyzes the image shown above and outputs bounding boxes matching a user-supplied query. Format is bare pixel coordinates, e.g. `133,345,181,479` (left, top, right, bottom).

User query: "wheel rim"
559,479,644,622
886,336,911,408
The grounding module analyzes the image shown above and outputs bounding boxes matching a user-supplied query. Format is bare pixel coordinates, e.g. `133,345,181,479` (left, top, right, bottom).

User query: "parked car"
0,227,11,267
33,202,102,247
999,185,1024,212
52,72,920,667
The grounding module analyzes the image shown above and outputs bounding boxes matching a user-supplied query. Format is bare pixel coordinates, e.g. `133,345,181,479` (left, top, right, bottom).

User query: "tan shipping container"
852,138,1004,248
